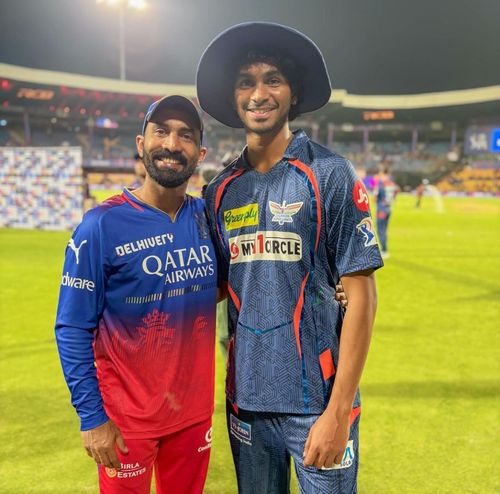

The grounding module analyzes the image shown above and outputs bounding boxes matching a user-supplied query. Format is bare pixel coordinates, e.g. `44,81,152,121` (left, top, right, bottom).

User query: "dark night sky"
0,0,499,94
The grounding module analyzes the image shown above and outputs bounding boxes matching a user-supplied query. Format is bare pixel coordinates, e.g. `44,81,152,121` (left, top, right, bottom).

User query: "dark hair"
133,153,141,161
234,49,303,121
379,164,390,175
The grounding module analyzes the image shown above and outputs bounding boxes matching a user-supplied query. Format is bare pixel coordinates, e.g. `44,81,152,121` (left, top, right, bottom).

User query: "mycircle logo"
352,181,370,212
230,242,240,260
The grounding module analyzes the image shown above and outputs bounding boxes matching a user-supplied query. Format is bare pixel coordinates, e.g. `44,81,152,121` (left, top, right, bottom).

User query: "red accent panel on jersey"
288,159,322,250
293,273,309,358
319,349,336,380
350,406,361,425
227,283,241,312
121,192,145,211
102,194,126,206
214,169,245,241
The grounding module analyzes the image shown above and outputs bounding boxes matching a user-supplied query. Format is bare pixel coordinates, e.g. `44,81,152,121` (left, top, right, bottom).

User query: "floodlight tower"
96,0,148,80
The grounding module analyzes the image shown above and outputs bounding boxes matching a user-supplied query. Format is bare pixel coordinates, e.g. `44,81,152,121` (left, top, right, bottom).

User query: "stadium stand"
436,160,500,195
0,63,499,229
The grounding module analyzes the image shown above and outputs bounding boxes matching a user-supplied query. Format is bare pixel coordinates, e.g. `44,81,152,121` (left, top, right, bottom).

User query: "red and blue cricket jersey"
205,130,383,414
55,189,217,437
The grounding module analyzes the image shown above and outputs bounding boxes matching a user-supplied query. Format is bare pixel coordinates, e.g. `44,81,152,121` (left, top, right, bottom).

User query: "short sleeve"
325,159,384,278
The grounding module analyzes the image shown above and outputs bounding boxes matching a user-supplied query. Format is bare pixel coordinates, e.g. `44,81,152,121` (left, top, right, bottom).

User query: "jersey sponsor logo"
352,181,370,212
142,245,215,284
223,203,259,231
269,200,303,225
229,231,302,264
230,414,252,445
105,467,117,478
356,217,378,247
205,427,213,443
321,440,355,470
106,462,147,479
68,238,87,264
61,272,95,291
115,233,174,257
198,427,213,453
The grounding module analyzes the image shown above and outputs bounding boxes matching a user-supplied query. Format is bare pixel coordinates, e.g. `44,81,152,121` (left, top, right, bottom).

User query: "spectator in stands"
82,179,97,212
221,150,240,168
131,152,146,188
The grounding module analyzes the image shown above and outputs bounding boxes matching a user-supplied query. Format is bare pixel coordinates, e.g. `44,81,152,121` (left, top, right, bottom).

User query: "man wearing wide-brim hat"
198,21,384,493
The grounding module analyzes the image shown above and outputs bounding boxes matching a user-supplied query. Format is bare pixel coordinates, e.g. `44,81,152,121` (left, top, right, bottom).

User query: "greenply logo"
223,204,259,231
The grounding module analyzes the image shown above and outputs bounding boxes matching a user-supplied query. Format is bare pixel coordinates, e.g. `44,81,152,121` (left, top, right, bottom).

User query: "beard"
142,149,197,188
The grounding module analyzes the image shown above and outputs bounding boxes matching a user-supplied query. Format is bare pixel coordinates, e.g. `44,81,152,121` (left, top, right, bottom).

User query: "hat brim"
196,22,332,128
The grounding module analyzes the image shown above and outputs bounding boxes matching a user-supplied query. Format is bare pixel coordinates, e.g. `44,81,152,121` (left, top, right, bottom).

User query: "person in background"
415,178,428,208
374,164,398,258
131,152,147,188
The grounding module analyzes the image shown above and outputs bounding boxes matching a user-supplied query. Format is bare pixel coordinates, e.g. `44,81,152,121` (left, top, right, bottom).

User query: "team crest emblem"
356,218,378,247
269,201,303,225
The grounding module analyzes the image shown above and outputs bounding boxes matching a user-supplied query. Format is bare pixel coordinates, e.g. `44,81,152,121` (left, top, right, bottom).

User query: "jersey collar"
234,129,309,170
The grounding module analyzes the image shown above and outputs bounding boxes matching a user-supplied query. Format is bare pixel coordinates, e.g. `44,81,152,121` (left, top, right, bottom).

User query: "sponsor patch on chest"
223,203,259,231
229,231,302,264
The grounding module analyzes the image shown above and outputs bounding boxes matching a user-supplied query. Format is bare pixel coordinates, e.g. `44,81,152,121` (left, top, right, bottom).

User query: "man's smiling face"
138,108,205,188
233,62,296,135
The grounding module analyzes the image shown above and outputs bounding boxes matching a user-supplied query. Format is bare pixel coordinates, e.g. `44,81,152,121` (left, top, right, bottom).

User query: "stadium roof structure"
1,63,499,134
1,0,499,94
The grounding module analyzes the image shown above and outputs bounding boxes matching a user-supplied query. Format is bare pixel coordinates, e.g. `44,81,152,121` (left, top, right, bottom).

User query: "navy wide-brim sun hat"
196,22,332,128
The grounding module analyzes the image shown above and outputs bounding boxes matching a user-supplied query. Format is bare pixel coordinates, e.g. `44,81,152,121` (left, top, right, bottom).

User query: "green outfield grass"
1,194,499,493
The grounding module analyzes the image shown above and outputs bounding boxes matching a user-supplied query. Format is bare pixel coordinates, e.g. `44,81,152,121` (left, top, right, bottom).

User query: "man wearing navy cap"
55,95,217,494
199,22,383,493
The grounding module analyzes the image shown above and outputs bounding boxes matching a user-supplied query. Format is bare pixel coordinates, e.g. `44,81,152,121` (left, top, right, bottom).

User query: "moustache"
151,150,188,167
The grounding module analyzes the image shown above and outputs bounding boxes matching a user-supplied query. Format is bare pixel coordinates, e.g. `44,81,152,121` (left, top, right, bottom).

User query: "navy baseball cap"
196,22,332,128
141,95,203,142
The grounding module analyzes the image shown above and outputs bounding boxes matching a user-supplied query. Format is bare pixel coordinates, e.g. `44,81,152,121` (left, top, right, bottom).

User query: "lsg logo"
468,132,488,151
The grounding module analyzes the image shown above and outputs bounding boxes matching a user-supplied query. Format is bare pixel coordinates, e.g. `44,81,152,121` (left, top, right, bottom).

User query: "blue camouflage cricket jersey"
205,130,383,415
